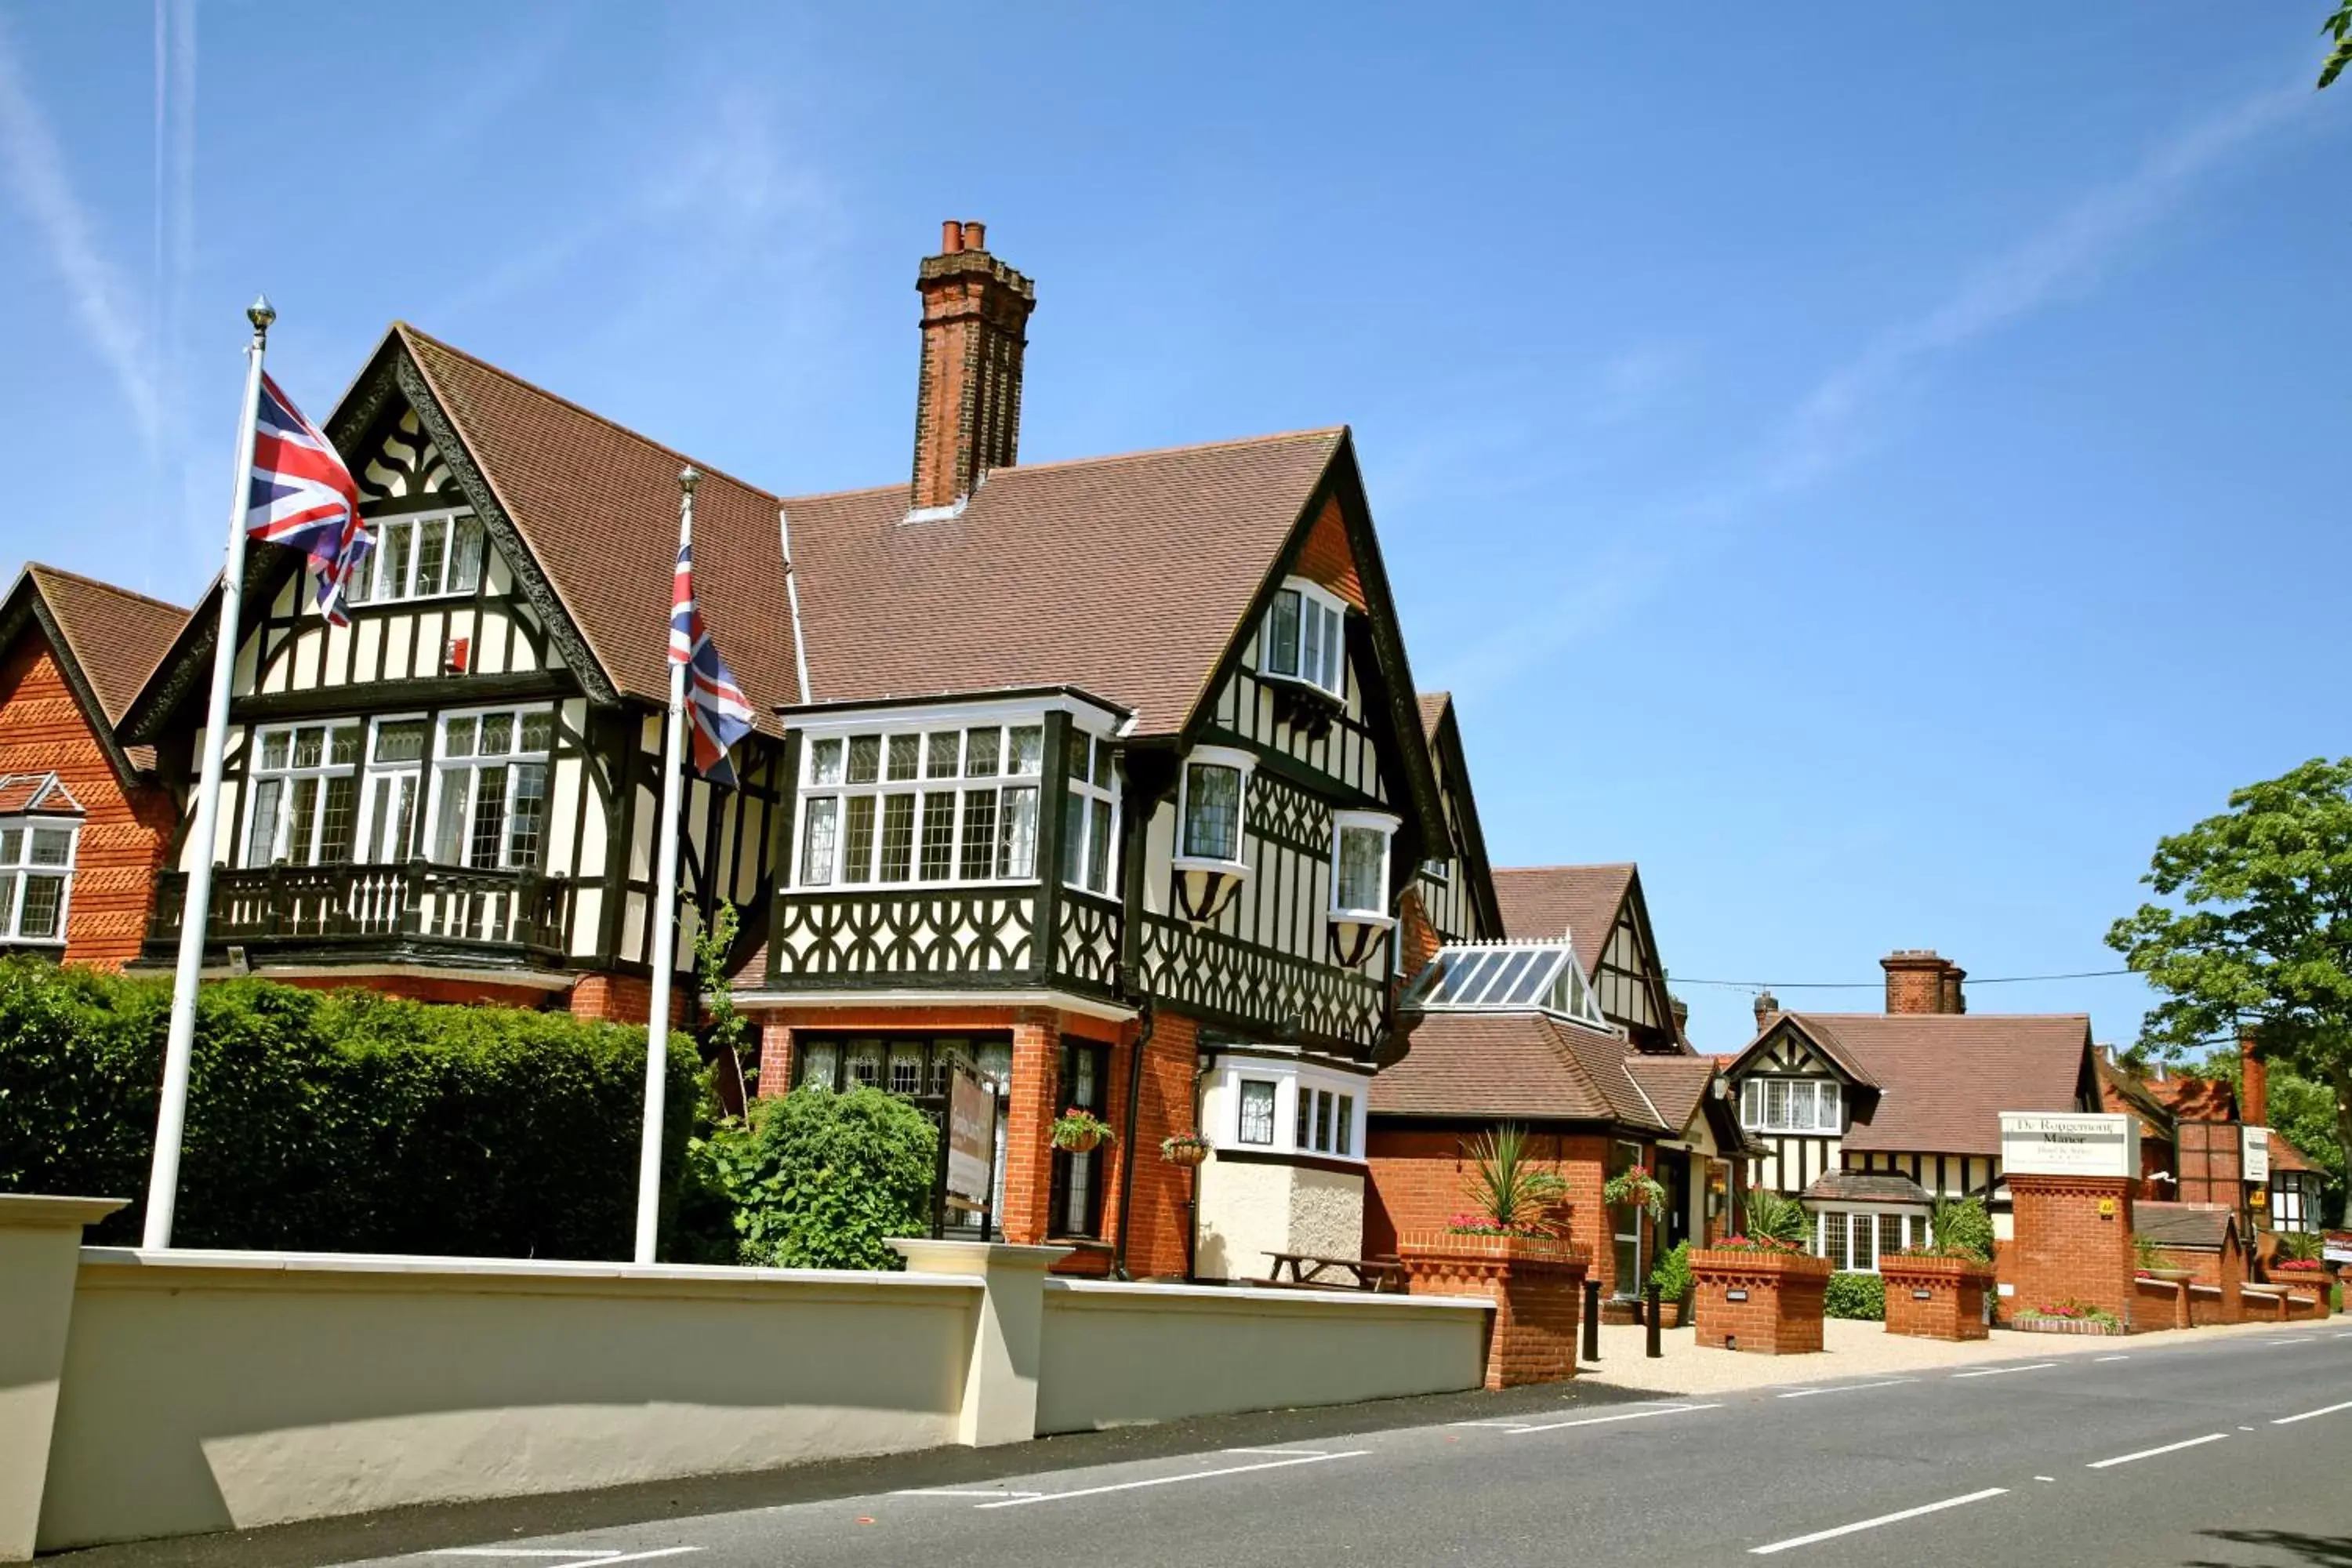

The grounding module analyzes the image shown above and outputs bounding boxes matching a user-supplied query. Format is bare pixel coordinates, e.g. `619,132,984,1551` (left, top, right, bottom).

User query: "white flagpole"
143,295,275,1250
634,465,698,1265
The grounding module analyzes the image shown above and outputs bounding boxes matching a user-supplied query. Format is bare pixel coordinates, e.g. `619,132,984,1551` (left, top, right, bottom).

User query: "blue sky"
2,4,2345,1052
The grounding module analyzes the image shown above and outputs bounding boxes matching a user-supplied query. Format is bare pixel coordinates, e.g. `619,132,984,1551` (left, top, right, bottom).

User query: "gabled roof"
1623,1053,1717,1136
1730,1011,2094,1157
1372,1010,1666,1131
2267,1129,2321,1175
0,772,83,815
1,564,186,782
2135,1201,2238,1251
1804,1169,1932,1205
1494,865,1634,975
1414,691,1504,938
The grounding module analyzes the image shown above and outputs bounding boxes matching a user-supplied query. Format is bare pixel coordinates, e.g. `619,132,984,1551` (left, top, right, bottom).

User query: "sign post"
943,1062,997,1238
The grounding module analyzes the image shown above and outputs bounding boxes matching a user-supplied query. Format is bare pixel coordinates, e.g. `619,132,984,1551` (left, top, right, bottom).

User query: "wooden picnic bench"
1257,1250,1409,1294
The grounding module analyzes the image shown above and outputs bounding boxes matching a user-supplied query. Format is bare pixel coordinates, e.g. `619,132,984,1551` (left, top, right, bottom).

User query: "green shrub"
706,1085,939,1270
1928,1196,1995,1263
1824,1271,1886,1320
0,956,700,1258
1740,1189,1809,1247
1650,1239,1693,1305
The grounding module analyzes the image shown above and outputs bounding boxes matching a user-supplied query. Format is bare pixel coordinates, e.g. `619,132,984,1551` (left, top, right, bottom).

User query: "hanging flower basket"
1160,1134,1212,1167
1051,1108,1116,1154
1603,1166,1668,1221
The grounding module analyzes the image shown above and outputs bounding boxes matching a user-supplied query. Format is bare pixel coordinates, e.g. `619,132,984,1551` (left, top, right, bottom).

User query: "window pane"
1337,1094,1355,1156
1299,597,1323,689
319,776,357,863
414,518,448,595
1181,763,1240,861
1320,603,1344,693
260,730,290,770
964,728,1000,778
1086,797,1113,893
1265,590,1300,678
17,874,62,938
1877,1214,1899,1263
847,735,881,784
1294,1084,1312,1148
846,1040,881,1087
247,778,283,865
877,793,916,881
1336,824,1384,912
927,731,961,779
808,737,845,786
1060,791,1087,886
0,873,15,934
1065,729,1091,782
886,735,920,782
380,521,413,599
800,797,839,885
468,767,508,869
997,786,1038,878
518,711,554,753
798,1041,838,1089
1238,1082,1275,1144
1764,1080,1789,1130
0,827,19,865
347,532,377,604
448,516,485,592
443,717,477,758
1821,1213,1848,1270
959,790,998,880
919,793,956,880
375,720,428,764
1007,725,1043,776
889,1045,924,1097
27,828,71,867
433,768,470,863
842,796,876,884
507,764,547,868
328,724,362,766
479,713,514,757
1820,1082,1840,1132
1315,1089,1333,1152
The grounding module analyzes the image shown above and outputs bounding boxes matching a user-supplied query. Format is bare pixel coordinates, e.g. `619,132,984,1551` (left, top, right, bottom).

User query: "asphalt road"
67,1329,2352,1568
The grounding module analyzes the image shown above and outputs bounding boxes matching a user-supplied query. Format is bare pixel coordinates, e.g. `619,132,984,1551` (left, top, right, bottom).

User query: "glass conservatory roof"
1403,940,1610,1032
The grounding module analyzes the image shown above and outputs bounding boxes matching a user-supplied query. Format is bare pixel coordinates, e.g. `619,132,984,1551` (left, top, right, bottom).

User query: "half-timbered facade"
1406,692,1503,964
0,566,185,968
1493,862,1682,1051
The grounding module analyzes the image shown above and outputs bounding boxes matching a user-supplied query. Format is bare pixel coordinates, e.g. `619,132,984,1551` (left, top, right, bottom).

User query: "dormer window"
1261,578,1346,699
345,509,485,605
1173,746,1254,923
1403,938,1612,1033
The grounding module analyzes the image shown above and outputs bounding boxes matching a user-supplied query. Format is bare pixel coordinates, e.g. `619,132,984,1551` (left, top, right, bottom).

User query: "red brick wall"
569,971,689,1028
1367,1126,1644,1296
0,632,176,970
1692,1252,1828,1353
1397,888,1442,976
1292,498,1367,611
1096,1009,1200,1279
2006,1174,2136,1327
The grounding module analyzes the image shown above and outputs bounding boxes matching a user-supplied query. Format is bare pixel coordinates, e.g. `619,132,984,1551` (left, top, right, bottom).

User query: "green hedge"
682,1085,939,1269
1824,1271,1886,1320
0,957,700,1258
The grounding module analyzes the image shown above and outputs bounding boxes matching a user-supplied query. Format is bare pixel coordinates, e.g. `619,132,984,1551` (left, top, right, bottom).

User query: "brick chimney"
1882,949,1965,1015
2240,1027,2268,1127
909,219,1036,515
1753,989,1779,1036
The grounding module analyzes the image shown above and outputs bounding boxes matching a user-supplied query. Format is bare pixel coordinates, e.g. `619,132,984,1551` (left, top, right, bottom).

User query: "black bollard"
1646,1282,1663,1359
1582,1277,1602,1363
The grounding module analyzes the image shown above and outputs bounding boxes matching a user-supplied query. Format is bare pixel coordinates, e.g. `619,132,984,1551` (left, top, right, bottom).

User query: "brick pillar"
1108,1012,1202,1280
755,1019,794,1098
997,1013,1061,1246
1398,1232,1588,1388
2006,1174,2136,1328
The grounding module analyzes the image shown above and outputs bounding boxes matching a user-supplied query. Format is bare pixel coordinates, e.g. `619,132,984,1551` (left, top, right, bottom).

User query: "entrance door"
1658,1150,1693,1252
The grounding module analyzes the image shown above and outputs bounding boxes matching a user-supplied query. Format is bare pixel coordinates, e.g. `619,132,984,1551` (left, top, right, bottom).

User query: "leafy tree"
691,899,750,1093
2107,757,2352,1224
2325,2,2351,89
713,1085,938,1270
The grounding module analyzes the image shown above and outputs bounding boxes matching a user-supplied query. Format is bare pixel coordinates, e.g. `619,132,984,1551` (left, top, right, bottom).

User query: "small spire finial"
247,294,276,333
678,465,700,495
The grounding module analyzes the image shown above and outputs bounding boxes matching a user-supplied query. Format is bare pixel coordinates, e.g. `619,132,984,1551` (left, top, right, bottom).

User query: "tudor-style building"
1726,949,2101,1272
0,566,186,967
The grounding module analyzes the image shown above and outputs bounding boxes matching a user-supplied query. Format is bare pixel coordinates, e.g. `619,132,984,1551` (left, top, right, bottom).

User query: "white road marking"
2273,1399,2352,1425
2266,1338,2315,1345
1223,1447,1330,1457
975,1450,1368,1508
1777,1379,1915,1399
429,1554,694,1567
2094,1355,2130,1363
2034,1476,2056,1483
892,1488,1044,1499
1505,1403,1722,1434
1447,1419,1533,1429
2087,1433,2229,1469
1951,1362,2057,1379
1748,1487,2009,1555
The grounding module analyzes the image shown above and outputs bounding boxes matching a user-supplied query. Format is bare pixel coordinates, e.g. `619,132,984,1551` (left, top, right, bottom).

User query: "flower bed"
1879,1253,1993,1341
1690,1245,1830,1355
2009,1299,2125,1336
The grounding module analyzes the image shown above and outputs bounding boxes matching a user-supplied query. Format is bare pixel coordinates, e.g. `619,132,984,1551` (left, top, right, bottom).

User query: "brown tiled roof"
1623,1053,1716,1135
1803,1170,1932,1205
2267,1130,2321,1175
27,566,186,724
401,328,803,725
1417,691,1450,742
2146,1075,2236,1123
2096,1055,2174,1127
1766,1012,2092,1157
1494,864,1634,976
776,430,1346,735
1374,1011,1663,1130
2135,1201,2237,1250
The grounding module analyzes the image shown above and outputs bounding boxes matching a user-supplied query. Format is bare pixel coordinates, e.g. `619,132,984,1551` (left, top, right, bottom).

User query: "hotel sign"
2241,1126,2271,1185
1999,1112,2138,1179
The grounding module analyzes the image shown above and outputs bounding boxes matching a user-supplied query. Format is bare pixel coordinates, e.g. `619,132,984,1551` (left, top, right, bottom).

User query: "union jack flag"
670,535,755,787
248,374,368,626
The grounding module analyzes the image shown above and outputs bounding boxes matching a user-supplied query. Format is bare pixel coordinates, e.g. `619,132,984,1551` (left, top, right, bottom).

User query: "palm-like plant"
1739,1189,1809,1247
1461,1124,1569,1235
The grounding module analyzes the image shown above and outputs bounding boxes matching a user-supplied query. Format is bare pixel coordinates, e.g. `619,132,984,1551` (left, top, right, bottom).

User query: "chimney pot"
1753,989,1779,1035
941,220,964,254
962,220,985,251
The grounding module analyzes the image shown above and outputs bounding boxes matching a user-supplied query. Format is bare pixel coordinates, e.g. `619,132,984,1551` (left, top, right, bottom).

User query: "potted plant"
2134,1231,2192,1282
1160,1132,1211,1167
1050,1107,1116,1153
1650,1240,1694,1327
1454,1124,1570,1236
1603,1164,1668,1221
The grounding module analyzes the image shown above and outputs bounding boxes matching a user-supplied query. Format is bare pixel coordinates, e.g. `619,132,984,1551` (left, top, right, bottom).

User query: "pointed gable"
1,566,186,783
1495,864,1634,967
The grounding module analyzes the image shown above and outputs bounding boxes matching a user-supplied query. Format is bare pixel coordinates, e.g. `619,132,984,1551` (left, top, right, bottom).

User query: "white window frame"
1060,730,1122,898
240,720,365,868
1740,1076,1842,1134
0,816,78,944
790,717,1054,891
1811,1208,1922,1274
346,506,486,607
1207,1054,1370,1165
1174,745,1256,873
1260,575,1348,700
422,704,555,872
1330,809,1400,924
353,713,431,863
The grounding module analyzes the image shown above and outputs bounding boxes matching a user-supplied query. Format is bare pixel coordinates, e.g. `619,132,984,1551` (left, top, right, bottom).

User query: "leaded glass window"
794,718,1058,888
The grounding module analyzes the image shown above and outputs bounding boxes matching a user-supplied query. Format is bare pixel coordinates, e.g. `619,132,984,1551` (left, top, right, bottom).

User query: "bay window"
427,706,551,870
1208,1056,1369,1164
1740,1076,1842,1134
1176,746,1254,868
1330,811,1398,920
795,720,1048,888
1061,731,1120,896
244,721,362,866
347,509,485,604
1261,576,1346,699
0,817,75,943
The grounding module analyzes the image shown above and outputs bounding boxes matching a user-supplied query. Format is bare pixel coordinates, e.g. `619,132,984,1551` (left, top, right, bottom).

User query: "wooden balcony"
143,862,572,971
